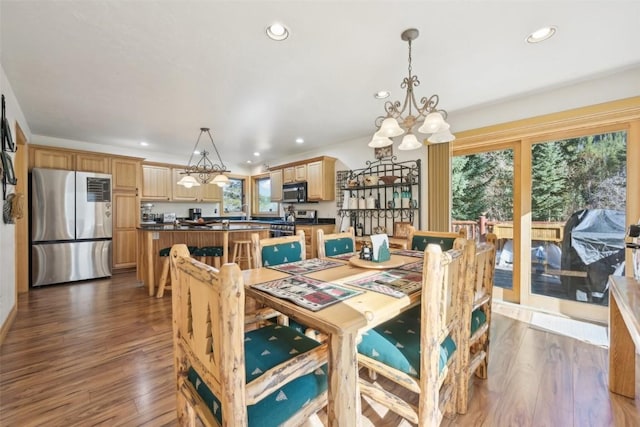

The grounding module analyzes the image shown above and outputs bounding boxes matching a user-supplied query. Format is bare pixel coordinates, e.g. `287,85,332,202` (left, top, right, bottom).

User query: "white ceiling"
2,1,640,170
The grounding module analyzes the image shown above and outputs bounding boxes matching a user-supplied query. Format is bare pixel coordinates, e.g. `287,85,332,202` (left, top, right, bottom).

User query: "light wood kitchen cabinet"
76,153,110,173
112,158,141,192
171,168,199,201
142,164,172,200
283,166,295,184
283,165,307,183
270,169,283,201
112,156,142,270
29,146,74,170
296,224,336,259
200,181,222,202
113,192,139,269
307,157,336,201
295,164,307,182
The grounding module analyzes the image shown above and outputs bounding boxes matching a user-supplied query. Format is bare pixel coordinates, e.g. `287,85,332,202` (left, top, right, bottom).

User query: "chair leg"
156,257,170,298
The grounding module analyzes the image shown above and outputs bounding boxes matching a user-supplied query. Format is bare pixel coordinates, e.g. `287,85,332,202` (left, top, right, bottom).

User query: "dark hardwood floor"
1,272,638,426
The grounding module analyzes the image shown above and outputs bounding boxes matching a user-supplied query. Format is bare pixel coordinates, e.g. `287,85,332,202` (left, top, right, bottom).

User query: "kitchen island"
137,223,271,296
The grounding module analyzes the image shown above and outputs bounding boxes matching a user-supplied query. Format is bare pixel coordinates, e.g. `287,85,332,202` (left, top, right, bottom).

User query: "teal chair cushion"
324,237,354,256
193,246,224,257
470,308,487,336
357,305,456,378
411,236,456,251
159,246,197,257
187,324,327,427
261,242,303,267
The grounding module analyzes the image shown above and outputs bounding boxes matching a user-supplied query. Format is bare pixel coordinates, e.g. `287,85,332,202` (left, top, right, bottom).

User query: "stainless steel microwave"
282,182,307,203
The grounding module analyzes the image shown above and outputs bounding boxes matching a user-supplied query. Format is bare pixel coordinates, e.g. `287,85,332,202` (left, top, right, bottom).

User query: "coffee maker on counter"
189,208,202,220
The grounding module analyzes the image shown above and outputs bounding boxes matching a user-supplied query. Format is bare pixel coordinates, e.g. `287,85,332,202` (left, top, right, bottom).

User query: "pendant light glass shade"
398,133,422,150
418,111,446,134
378,118,405,137
177,175,200,188
368,131,394,148
212,173,229,187
427,128,456,143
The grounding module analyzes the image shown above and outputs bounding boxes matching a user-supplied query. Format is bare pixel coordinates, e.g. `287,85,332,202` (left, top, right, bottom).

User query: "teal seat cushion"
357,305,456,377
187,324,327,427
470,308,487,336
411,236,456,251
324,237,354,256
159,246,197,257
261,242,303,267
193,246,224,257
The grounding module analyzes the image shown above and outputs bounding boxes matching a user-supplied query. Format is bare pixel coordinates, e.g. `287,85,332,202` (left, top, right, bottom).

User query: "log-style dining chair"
406,226,468,251
457,233,497,414
317,226,355,258
250,230,306,268
169,244,328,426
357,238,469,425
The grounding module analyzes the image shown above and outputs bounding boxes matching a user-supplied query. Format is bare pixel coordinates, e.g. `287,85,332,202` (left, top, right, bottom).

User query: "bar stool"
232,240,253,270
193,246,224,268
156,246,197,298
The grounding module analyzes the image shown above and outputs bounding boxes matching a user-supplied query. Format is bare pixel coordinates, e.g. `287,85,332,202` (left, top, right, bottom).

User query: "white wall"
0,63,32,331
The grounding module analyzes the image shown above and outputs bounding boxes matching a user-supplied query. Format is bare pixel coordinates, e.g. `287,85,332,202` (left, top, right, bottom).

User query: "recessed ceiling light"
526,26,557,44
140,141,148,146
194,150,200,155
253,152,260,156
295,138,304,144
266,23,289,41
374,91,390,99
247,160,252,164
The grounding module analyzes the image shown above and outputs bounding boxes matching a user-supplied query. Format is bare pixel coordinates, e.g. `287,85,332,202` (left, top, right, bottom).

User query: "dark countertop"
138,224,271,232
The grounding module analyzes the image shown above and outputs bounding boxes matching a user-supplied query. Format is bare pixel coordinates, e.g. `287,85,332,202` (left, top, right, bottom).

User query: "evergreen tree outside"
532,142,568,221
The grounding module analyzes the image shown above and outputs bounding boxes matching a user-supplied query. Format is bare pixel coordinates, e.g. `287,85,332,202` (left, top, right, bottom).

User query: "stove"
269,221,296,237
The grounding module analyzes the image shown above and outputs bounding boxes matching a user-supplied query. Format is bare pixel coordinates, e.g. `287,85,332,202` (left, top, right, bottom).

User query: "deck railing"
452,216,565,243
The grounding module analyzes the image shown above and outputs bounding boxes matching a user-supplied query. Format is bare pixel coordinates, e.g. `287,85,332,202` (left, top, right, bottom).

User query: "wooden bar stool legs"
156,247,172,298
232,240,253,270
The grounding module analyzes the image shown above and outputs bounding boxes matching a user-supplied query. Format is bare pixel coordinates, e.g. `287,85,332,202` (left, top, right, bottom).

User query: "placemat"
267,258,345,274
251,275,363,311
328,252,356,261
343,270,422,298
397,260,423,272
391,249,424,258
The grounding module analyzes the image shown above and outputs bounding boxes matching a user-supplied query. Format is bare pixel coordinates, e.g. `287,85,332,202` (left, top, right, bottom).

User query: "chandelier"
369,28,455,150
177,127,230,188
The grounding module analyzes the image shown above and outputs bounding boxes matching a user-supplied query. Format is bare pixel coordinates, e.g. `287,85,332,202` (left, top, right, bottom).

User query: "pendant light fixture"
369,28,455,150
177,127,230,188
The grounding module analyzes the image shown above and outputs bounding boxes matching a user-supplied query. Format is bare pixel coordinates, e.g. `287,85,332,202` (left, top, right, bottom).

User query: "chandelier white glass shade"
369,28,454,150
177,127,230,187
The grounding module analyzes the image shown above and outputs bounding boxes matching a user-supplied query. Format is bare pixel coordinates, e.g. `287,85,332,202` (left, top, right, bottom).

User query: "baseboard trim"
0,304,17,346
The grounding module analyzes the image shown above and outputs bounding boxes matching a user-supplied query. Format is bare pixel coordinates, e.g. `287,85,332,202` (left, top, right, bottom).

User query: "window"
223,178,244,213
255,176,279,214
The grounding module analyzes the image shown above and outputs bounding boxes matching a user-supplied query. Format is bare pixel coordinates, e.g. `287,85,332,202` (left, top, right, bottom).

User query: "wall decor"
374,145,393,160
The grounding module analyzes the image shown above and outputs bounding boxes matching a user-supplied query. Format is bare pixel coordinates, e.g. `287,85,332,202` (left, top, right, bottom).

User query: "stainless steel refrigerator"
30,168,112,286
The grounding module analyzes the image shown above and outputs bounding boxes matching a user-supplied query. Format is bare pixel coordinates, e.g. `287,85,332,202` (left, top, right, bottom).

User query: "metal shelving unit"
337,158,421,236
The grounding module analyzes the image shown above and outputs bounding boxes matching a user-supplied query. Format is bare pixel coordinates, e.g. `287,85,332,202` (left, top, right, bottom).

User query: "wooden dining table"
242,253,422,427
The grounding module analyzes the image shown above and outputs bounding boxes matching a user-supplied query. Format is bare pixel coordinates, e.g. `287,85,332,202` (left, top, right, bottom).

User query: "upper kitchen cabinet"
171,168,199,201
112,158,141,193
307,157,336,201
282,164,307,184
29,145,74,170
141,164,172,200
76,153,110,174
199,181,222,202
270,169,283,202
